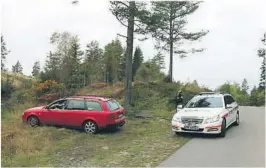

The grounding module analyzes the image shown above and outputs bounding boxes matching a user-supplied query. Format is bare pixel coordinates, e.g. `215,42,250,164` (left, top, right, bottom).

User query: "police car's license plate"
184,123,199,130
185,126,199,130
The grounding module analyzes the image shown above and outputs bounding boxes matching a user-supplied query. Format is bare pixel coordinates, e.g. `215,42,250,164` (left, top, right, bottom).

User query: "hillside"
1,71,36,89
1,71,264,167
2,78,195,167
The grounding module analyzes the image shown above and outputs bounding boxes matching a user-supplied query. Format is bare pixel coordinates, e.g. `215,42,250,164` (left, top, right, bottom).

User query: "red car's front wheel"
27,116,40,127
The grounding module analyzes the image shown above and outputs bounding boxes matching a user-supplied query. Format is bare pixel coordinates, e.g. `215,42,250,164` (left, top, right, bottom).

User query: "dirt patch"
53,144,93,167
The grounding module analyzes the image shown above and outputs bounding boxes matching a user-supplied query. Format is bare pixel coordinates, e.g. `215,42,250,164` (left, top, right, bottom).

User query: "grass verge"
2,105,189,167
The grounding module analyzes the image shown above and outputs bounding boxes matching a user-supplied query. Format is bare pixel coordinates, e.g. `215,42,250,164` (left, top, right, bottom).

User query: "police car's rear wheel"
219,119,226,137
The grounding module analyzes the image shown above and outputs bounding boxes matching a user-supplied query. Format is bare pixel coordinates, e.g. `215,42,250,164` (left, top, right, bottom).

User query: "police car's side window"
225,95,235,105
228,96,236,103
224,96,230,105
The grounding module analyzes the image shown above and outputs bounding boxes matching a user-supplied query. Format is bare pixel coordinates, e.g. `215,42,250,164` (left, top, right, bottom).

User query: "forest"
1,30,265,111
1,1,265,167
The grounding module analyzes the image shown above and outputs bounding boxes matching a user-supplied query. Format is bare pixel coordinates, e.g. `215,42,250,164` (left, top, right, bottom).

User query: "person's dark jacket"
176,94,183,106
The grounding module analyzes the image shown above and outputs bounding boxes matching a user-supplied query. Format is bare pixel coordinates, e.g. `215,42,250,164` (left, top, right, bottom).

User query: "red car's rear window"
105,99,121,111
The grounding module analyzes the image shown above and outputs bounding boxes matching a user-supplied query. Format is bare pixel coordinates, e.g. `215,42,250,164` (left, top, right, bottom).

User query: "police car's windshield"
185,96,223,108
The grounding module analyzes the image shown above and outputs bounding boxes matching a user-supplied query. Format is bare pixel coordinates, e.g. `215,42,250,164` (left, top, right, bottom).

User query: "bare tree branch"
134,23,146,34
117,33,127,38
174,48,205,56
115,15,128,28
137,36,149,41
262,33,266,45
72,0,79,5
258,48,265,58
134,19,142,23
116,1,129,8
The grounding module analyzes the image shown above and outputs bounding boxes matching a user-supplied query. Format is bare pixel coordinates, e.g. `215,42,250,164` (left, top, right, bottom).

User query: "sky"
1,0,266,90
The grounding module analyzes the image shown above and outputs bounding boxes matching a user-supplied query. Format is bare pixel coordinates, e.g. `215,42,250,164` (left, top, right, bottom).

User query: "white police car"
172,92,239,137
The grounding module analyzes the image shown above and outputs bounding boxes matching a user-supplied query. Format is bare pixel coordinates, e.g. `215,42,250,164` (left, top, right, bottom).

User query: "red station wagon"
22,95,126,134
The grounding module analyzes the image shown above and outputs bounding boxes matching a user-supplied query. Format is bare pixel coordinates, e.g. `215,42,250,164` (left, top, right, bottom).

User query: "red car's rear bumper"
105,117,126,128
114,116,125,123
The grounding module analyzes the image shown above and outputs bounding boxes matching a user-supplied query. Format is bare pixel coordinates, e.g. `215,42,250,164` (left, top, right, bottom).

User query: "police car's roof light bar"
198,91,227,95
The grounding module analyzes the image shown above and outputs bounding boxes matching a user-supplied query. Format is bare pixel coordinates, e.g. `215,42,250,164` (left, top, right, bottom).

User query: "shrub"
249,87,265,106
88,82,108,89
11,91,27,104
124,105,140,119
38,93,60,103
33,80,64,95
135,62,165,82
32,80,66,103
1,75,14,100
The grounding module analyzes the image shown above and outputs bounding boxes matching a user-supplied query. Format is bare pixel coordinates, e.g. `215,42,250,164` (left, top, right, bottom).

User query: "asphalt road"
159,106,265,167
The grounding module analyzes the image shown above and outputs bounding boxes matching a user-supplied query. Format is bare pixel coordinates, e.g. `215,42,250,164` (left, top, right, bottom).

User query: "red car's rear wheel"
83,120,98,134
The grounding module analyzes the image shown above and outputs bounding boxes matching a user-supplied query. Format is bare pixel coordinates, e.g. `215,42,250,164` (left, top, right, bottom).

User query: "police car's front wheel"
233,112,240,126
175,132,181,136
219,119,227,137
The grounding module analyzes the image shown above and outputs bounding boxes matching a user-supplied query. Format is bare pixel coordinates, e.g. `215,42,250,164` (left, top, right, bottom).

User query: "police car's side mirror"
177,104,183,109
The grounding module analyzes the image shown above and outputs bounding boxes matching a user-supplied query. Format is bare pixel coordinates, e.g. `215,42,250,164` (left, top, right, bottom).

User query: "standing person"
176,90,183,109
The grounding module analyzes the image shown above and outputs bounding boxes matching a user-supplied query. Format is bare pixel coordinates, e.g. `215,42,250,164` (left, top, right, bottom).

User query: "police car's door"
224,95,234,125
227,95,238,124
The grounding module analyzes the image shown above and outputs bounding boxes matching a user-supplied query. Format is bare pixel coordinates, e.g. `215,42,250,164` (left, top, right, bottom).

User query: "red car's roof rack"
71,95,112,101
71,94,107,98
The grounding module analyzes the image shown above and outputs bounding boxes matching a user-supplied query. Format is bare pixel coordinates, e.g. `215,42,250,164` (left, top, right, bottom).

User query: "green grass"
2,81,190,167
2,108,189,167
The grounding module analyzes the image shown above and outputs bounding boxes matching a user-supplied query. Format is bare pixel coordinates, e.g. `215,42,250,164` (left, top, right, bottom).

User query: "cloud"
1,0,265,90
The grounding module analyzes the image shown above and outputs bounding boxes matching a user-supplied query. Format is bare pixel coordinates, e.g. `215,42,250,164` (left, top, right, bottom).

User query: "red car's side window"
85,100,103,112
104,99,121,111
66,99,86,110
48,100,67,110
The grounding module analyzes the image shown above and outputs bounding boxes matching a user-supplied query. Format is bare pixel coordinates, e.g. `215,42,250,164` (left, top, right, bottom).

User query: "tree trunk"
169,33,173,83
169,5,173,83
124,1,135,106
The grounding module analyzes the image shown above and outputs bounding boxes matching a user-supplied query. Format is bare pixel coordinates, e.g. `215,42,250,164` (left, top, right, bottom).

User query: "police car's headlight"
173,117,181,123
204,115,220,124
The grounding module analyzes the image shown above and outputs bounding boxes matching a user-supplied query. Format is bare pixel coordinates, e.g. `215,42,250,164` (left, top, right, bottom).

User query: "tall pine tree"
258,32,265,90
132,47,144,81
43,51,61,82
49,31,73,84
12,60,23,73
44,31,84,88
151,51,165,71
84,41,104,84
32,61,41,77
259,58,265,90
110,1,149,105
103,39,124,84
66,36,84,89
241,78,249,94
1,35,10,71
144,2,208,82
118,50,127,81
